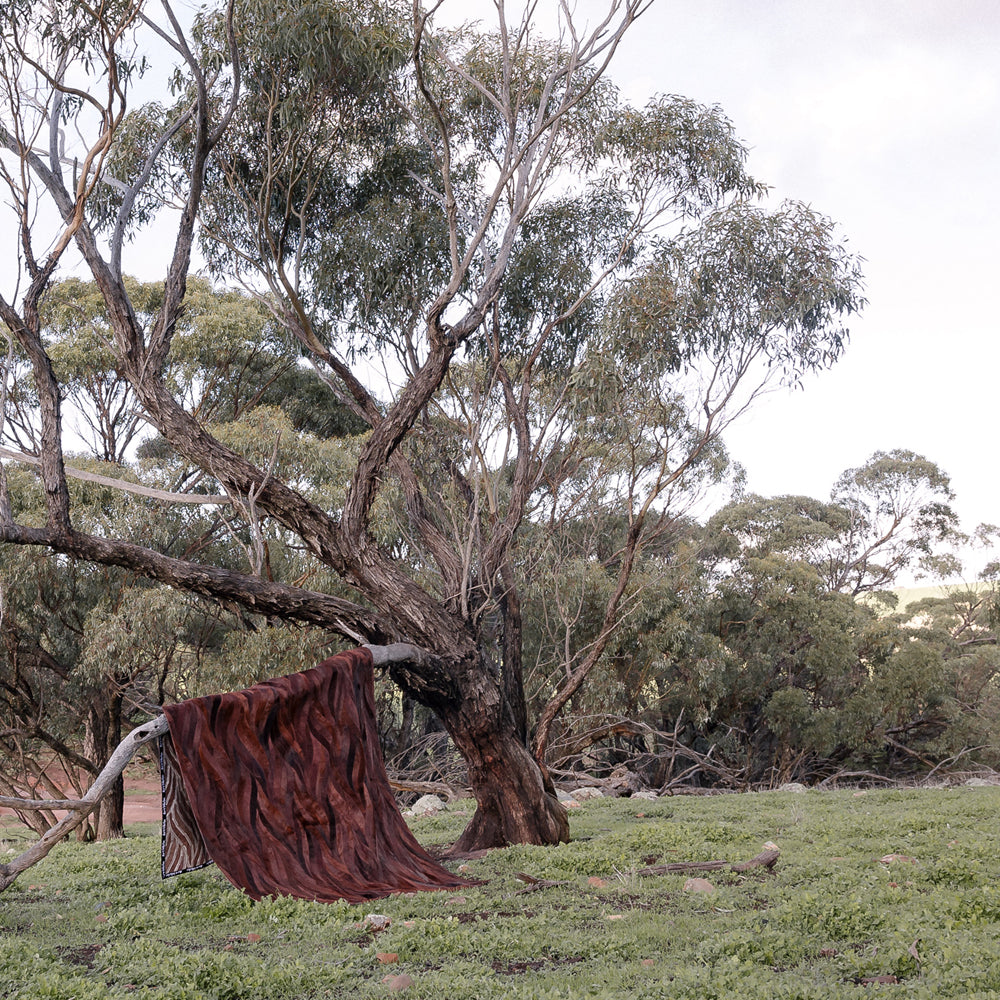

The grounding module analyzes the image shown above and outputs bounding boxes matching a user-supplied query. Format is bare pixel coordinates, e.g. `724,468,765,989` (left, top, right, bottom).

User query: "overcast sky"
548,0,999,578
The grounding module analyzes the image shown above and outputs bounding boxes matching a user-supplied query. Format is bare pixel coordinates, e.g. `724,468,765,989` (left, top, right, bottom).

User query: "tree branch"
0,446,232,505
0,521,394,642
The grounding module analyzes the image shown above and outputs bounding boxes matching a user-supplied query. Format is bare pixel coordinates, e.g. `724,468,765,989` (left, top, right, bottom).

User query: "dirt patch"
122,774,162,825
59,944,103,969
0,770,162,828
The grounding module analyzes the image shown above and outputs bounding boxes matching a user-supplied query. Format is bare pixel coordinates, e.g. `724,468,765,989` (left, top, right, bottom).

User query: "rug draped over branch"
159,647,471,903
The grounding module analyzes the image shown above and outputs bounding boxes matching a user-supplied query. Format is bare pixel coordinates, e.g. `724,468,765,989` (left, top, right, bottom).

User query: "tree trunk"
83,692,125,840
429,654,569,853
377,639,568,852
447,724,569,853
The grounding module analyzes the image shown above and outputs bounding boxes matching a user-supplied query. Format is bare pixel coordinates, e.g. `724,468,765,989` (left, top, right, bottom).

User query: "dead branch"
0,446,232,505
0,715,168,892
512,871,571,894
509,845,780,895
638,846,780,876
387,776,467,802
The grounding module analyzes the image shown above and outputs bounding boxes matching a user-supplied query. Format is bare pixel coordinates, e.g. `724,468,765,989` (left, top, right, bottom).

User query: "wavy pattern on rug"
160,647,472,903
159,730,213,877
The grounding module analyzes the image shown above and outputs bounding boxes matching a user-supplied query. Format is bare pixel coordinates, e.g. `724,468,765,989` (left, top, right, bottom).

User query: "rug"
159,647,472,902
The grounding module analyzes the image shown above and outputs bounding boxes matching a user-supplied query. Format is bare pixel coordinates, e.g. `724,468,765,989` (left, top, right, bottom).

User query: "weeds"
3,787,1000,998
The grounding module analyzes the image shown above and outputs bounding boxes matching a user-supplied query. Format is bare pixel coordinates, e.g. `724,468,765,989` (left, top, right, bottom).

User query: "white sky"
552,0,1000,575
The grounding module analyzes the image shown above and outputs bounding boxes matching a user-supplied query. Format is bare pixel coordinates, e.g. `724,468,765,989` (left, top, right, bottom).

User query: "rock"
777,782,807,793
570,786,604,801
683,877,715,893
632,789,658,801
964,777,994,787
410,794,445,816
362,913,392,933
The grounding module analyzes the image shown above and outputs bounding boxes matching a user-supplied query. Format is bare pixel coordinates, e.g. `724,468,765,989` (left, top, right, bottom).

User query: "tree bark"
367,645,568,849
446,722,569,853
419,654,569,853
87,691,125,841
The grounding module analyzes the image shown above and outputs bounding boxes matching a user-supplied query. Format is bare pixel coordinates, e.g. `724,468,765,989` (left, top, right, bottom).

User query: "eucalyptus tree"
0,0,865,849
707,451,960,598
694,455,967,782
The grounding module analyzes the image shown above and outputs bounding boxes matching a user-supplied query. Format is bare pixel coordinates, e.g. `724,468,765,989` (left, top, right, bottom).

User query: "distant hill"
892,582,987,612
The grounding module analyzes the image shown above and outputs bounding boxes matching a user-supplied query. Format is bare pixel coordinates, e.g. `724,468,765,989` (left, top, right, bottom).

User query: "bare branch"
0,446,232,505
0,521,394,641
0,715,168,892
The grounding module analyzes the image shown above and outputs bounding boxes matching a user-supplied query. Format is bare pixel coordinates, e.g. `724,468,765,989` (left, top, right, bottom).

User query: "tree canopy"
0,0,872,849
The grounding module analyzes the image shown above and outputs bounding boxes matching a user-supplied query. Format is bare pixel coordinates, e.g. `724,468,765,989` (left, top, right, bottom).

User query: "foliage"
4,788,1000,997
0,272,368,836
527,453,995,790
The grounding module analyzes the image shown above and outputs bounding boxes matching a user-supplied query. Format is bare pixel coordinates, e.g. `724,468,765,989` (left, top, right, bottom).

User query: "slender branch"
0,446,232,505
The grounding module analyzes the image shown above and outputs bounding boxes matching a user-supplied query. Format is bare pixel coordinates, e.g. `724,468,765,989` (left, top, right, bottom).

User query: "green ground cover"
3,787,1000,999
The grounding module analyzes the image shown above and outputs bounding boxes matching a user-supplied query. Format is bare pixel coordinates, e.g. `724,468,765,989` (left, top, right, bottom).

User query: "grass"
3,787,1000,998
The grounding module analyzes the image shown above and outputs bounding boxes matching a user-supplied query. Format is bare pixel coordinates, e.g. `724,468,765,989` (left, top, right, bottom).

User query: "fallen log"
638,845,780,876
387,776,467,802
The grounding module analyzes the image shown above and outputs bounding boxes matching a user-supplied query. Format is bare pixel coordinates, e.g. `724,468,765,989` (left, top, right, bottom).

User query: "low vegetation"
4,786,1000,998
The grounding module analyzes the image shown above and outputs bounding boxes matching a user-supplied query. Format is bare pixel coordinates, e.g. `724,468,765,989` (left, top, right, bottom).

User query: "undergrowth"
3,787,1000,998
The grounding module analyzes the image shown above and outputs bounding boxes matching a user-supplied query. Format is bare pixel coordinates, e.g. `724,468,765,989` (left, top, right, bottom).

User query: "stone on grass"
632,790,658,801
410,794,445,816
570,786,604,801
683,877,715,893
777,782,807,793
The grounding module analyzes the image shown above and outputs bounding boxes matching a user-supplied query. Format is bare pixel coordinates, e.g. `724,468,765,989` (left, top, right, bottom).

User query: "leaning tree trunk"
386,646,569,852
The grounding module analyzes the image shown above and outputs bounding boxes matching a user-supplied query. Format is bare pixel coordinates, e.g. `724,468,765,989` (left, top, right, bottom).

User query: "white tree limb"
0,715,168,891
0,446,232,505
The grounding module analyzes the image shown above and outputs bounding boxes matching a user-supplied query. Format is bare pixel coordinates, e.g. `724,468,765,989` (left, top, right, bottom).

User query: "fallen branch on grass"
513,872,571,894
638,845,780,876
509,845,781,896
0,715,169,892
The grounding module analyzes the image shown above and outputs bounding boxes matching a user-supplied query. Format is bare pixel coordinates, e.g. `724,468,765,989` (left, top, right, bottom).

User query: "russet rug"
159,646,471,902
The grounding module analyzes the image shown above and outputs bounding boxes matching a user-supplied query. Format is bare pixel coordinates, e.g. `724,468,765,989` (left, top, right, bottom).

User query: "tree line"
1,278,995,837
0,0,993,847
